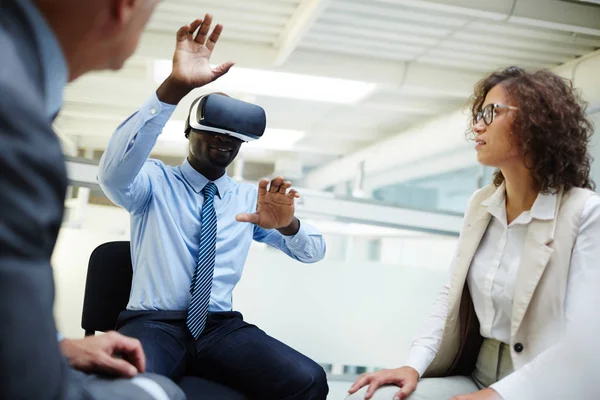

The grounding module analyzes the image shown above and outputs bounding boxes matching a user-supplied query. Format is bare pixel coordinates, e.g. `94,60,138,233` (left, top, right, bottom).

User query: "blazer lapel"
448,206,492,313
510,190,562,337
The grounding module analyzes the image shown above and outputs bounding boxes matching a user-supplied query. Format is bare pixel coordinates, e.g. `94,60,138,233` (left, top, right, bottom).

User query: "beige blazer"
423,184,593,378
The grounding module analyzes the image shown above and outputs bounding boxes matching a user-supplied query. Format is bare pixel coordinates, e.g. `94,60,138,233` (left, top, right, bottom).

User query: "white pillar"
330,364,345,375
233,157,245,181
83,148,94,160
333,182,349,197
71,148,94,228
352,160,366,198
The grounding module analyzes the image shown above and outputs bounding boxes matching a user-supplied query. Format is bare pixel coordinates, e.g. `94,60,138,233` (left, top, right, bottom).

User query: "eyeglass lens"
475,104,494,125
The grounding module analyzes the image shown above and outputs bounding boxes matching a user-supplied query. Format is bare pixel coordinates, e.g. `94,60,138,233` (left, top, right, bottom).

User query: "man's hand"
156,14,235,105
348,366,420,400
451,388,501,400
236,176,300,232
60,331,146,378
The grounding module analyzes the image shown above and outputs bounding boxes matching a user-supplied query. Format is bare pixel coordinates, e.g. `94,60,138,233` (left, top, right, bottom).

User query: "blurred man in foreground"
0,0,184,398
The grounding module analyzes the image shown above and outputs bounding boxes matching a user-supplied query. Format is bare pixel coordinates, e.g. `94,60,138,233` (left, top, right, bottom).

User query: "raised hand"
236,176,300,232
157,14,235,104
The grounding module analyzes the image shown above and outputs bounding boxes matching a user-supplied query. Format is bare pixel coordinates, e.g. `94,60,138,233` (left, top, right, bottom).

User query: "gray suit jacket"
0,0,70,398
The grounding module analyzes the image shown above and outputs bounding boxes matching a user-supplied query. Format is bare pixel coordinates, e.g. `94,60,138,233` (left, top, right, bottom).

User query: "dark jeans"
116,310,328,400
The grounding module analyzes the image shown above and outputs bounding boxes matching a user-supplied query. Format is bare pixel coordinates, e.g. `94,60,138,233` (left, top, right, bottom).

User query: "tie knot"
202,182,217,199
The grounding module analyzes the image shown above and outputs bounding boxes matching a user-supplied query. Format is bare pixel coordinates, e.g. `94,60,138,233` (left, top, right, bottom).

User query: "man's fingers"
269,176,285,193
236,212,260,224
177,19,202,41
279,181,292,194
206,24,223,52
99,353,138,378
111,334,146,374
211,61,235,80
287,189,300,199
188,19,203,35
176,25,190,41
194,13,212,44
105,331,146,373
258,179,269,196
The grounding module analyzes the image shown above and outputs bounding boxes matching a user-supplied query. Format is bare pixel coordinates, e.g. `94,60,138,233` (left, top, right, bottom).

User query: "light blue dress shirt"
17,0,68,119
98,94,326,312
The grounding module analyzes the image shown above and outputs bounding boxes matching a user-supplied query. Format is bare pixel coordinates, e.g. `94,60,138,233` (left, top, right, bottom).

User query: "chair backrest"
81,241,133,335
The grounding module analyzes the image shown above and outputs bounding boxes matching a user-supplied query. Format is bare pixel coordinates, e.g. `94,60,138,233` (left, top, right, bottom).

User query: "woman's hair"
468,66,595,193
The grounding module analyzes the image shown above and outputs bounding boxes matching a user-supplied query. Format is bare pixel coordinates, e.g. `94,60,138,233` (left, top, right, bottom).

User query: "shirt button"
150,108,157,115
514,343,524,353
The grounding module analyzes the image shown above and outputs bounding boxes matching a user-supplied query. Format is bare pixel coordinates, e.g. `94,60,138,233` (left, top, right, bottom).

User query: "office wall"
52,204,456,369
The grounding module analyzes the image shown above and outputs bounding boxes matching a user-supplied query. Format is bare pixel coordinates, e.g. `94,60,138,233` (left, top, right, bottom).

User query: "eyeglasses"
474,103,518,126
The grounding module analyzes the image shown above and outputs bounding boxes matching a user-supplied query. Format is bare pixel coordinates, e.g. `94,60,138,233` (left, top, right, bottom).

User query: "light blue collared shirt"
98,94,326,312
17,0,68,118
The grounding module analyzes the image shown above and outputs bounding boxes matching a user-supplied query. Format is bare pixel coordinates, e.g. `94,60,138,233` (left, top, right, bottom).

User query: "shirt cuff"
282,222,308,249
56,331,64,342
144,92,177,130
490,371,535,400
282,220,314,249
404,345,437,378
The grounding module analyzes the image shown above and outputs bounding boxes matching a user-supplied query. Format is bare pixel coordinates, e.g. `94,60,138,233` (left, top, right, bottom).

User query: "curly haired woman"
347,66,600,400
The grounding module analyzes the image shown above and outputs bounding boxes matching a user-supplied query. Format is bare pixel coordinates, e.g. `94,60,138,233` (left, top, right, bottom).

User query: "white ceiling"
55,0,600,182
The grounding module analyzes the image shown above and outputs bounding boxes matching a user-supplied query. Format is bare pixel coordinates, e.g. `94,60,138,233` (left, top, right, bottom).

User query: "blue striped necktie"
187,182,218,339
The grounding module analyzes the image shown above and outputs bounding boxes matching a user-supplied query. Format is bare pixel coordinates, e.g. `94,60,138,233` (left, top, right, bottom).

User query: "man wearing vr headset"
98,15,328,400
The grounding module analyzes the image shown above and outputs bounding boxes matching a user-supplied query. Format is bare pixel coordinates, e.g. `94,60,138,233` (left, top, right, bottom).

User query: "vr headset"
184,93,266,142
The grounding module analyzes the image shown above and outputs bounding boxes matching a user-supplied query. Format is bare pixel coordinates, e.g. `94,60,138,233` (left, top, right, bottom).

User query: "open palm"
236,177,300,230
171,14,234,90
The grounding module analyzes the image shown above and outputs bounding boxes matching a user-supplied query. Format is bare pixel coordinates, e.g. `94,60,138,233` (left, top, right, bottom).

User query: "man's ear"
111,0,139,25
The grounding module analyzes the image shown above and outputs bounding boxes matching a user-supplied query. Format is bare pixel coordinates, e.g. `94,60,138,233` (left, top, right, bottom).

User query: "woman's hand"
348,366,420,400
451,388,501,400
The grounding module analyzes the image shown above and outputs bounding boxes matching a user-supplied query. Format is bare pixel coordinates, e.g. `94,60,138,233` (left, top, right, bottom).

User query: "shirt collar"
18,0,69,119
529,191,556,220
180,158,233,198
482,181,556,224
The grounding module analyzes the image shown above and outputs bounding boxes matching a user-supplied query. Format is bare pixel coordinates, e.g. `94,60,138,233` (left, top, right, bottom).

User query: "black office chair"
81,241,248,400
